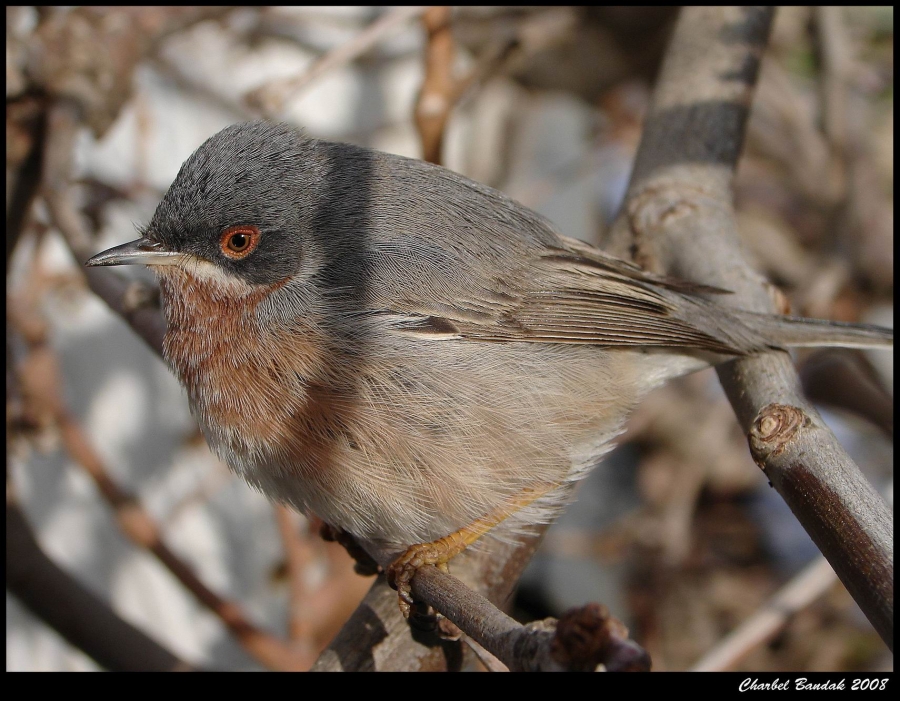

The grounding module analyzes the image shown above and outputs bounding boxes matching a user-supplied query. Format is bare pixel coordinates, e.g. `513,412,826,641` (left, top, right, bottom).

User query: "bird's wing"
386,236,767,355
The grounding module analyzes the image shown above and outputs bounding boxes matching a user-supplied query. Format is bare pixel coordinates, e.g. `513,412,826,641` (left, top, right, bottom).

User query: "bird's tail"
738,312,893,350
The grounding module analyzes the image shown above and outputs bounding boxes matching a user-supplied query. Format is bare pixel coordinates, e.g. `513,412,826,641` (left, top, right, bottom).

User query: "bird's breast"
156,269,339,469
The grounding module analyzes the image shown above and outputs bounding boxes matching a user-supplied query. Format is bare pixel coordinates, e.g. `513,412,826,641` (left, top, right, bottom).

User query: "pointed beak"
85,237,182,267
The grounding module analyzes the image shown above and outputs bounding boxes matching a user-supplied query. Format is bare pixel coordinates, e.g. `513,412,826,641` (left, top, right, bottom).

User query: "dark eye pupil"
230,234,248,250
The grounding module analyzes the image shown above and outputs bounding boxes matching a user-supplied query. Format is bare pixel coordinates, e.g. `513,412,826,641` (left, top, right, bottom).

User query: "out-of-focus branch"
415,8,520,164
6,494,196,672
814,5,850,199
43,101,167,354
6,96,48,274
245,6,427,116
416,7,456,164
692,479,894,671
800,350,893,438
20,7,232,137
605,6,892,651
274,507,311,645
691,556,836,671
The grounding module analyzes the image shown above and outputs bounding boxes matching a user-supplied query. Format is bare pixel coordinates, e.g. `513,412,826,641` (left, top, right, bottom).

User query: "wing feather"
385,236,766,355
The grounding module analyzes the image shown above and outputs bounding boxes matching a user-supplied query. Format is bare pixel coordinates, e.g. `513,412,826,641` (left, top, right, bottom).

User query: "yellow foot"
386,485,554,617
387,540,457,618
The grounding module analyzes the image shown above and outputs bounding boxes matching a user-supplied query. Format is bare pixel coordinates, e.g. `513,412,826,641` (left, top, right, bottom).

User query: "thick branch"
607,6,892,650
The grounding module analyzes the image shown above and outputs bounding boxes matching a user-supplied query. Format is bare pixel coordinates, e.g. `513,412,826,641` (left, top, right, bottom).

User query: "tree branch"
7,496,197,672
605,6,892,651
416,6,456,164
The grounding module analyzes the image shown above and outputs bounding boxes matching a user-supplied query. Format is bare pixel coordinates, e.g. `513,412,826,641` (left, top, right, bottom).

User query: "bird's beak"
85,237,182,267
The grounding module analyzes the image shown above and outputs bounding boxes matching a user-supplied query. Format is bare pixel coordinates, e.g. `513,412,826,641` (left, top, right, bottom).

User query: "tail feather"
740,312,893,350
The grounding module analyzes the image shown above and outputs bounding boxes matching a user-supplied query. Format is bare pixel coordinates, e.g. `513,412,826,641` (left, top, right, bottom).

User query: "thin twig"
463,636,510,672
313,541,650,672
415,8,520,164
416,6,456,164
273,506,314,651
690,557,838,671
245,6,427,116
44,101,167,354
814,6,849,197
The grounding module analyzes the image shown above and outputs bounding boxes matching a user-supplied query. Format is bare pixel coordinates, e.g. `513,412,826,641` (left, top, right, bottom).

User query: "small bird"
87,121,892,615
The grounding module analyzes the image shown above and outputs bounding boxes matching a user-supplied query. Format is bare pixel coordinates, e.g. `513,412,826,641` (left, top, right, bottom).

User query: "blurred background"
6,6,892,671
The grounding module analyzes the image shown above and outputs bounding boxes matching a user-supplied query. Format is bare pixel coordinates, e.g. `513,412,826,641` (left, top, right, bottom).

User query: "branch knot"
748,403,809,467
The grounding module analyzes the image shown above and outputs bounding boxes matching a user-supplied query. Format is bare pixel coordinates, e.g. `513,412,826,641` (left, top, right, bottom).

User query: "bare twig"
814,6,850,194
463,636,509,672
27,7,232,136
606,6,892,651
6,95,48,273
245,6,427,116
415,8,520,164
692,480,894,671
416,6,456,164
800,350,893,438
43,101,167,354
313,539,649,672
313,535,541,671
690,556,838,671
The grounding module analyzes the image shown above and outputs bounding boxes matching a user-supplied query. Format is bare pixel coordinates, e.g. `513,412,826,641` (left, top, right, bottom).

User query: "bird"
86,121,893,616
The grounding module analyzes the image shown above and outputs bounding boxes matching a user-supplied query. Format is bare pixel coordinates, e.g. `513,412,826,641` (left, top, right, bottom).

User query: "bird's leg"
387,485,552,618
318,520,382,576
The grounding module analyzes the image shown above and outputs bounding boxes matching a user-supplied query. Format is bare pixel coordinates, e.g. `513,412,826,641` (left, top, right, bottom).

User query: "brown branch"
693,475,893,671
410,568,649,671
6,95,48,274
312,536,649,672
415,8,520,165
799,350,893,438
274,507,310,644
26,7,232,137
6,263,188,673
813,6,850,198
416,7,456,164
43,101,167,355
312,537,539,671
605,6,892,651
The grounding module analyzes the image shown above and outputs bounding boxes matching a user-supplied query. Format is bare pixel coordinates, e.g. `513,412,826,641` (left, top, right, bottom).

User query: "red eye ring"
219,225,261,259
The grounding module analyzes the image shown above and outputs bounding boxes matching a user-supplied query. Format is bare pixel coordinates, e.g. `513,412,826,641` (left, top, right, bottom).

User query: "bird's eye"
219,225,261,259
